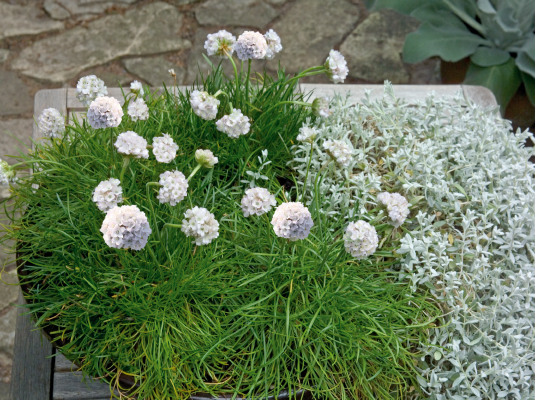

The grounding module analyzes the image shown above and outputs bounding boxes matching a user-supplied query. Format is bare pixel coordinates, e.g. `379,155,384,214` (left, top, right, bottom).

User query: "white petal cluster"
152,134,178,163
195,149,218,168
312,97,332,118
216,108,250,138
377,192,409,227
296,125,318,143
264,29,282,60
100,205,152,251
87,96,123,129
181,206,219,246
127,98,149,122
235,31,268,60
76,75,108,107
324,50,348,84
190,90,220,120
38,108,65,138
157,170,188,206
205,30,236,57
344,221,379,259
0,160,17,186
271,202,313,241
130,80,144,95
323,139,353,167
241,187,276,217
114,131,149,159
92,178,123,212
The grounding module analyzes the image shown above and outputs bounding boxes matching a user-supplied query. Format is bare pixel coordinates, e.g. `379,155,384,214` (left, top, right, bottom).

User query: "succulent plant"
366,0,535,111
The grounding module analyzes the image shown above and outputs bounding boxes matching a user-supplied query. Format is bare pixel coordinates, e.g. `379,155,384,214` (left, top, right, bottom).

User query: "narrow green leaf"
521,72,535,106
471,46,510,67
403,23,486,63
463,58,521,113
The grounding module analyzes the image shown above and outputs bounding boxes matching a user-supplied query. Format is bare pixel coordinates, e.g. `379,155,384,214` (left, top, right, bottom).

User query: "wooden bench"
9,84,497,400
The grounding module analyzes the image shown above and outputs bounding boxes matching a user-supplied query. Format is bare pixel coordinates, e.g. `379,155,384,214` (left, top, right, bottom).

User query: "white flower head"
377,192,409,227
312,97,332,118
168,69,176,77
0,159,17,186
130,80,144,96
271,202,314,241
87,96,123,129
127,98,149,122
241,187,276,217
92,178,123,212
195,149,218,168
157,170,188,206
76,75,108,107
296,125,318,143
152,134,179,163
344,221,379,259
100,205,152,251
190,90,220,120
181,206,219,246
323,139,353,167
205,30,236,58
216,108,250,139
235,31,268,60
38,108,65,138
114,131,149,159
324,50,348,84
31,183,39,193
264,29,282,60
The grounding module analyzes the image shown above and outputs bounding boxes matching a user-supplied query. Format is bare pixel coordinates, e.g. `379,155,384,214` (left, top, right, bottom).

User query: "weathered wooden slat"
9,292,54,400
33,88,68,144
54,354,78,373
299,84,498,108
53,371,120,400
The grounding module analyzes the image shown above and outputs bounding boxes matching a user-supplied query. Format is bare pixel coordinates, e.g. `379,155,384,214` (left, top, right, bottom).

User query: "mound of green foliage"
1,62,439,399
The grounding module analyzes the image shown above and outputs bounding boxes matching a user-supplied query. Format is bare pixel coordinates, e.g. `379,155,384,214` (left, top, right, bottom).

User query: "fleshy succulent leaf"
516,52,535,79
464,58,521,113
521,71,535,106
471,47,511,67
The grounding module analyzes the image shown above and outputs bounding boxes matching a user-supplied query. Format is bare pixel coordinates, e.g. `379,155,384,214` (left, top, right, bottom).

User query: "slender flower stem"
119,156,131,182
146,182,161,241
187,164,202,181
225,51,240,107
213,89,228,98
245,59,252,114
301,142,314,203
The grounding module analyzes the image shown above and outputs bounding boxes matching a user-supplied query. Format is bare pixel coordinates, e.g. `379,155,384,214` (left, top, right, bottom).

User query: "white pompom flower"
271,202,314,241
181,206,219,246
312,97,332,118
235,31,268,60
157,170,188,206
323,139,353,168
296,125,318,143
195,149,218,168
92,178,123,212
100,205,152,251
241,187,276,217
130,80,144,96
152,134,179,163
324,50,348,84
0,159,17,186
205,30,236,57
264,29,282,60
377,192,410,227
127,98,149,122
114,131,149,159
76,75,108,107
190,90,220,120
216,108,250,139
38,108,65,138
344,221,379,259
87,96,123,129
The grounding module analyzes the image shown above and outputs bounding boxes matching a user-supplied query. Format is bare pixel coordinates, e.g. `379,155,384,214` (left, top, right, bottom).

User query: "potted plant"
1,31,439,399
365,0,535,128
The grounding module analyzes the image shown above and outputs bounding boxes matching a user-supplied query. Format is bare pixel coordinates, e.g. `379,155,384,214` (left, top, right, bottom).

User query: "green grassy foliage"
1,64,440,399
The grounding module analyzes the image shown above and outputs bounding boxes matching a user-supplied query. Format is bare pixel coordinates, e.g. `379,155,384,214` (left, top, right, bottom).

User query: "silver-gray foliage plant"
292,83,535,399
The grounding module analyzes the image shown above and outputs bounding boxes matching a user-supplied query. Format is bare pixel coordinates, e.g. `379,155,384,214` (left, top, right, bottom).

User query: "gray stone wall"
0,0,439,392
